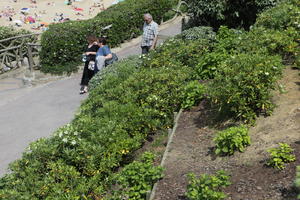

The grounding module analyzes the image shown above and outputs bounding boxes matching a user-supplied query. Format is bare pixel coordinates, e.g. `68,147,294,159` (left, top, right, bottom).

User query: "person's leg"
95,55,106,73
80,63,89,86
141,46,150,54
80,64,90,94
86,68,95,84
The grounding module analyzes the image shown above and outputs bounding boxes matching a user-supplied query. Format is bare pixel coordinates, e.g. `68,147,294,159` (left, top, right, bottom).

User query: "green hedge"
0,26,32,41
39,0,176,74
0,26,33,54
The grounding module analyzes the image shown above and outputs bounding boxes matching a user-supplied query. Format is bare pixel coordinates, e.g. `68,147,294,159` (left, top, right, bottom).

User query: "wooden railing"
0,33,40,74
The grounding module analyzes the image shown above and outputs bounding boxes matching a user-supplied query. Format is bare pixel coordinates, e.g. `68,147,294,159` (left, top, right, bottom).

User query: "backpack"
105,53,118,67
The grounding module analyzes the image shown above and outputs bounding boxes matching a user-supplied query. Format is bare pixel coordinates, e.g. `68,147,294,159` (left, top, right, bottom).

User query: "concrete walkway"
0,17,182,176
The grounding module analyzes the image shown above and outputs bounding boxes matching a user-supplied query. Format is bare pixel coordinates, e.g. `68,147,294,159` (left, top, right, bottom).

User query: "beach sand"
0,0,117,32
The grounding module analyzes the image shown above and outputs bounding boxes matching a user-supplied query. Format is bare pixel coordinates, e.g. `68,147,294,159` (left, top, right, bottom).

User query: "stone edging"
147,109,183,200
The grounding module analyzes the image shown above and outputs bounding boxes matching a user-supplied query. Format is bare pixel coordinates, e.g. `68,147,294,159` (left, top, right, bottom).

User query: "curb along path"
0,17,182,177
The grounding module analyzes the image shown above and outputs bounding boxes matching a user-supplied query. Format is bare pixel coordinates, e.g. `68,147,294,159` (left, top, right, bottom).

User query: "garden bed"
153,67,300,200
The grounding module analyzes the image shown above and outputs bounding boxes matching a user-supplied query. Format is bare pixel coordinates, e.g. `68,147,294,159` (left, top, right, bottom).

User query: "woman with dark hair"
80,35,99,94
95,37,112,73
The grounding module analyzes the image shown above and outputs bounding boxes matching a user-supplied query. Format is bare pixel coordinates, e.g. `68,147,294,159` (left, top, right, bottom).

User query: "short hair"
143,13,152,20
98,37,107,45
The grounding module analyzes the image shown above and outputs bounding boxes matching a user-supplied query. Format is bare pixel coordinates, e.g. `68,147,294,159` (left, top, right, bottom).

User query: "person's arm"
150,23,159,49
151,35,158,50
103,46,112,60
86,44,98,55
104,54,112,60
86,52,96,55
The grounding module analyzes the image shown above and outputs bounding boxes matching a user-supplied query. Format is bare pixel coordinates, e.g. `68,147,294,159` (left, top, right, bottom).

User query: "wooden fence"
0,33,41,74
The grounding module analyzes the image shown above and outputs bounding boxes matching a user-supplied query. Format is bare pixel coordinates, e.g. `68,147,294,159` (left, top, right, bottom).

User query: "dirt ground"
154,67,300,200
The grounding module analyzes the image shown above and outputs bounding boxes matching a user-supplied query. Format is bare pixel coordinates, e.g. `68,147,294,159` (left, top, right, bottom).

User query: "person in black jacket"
80,35,99,94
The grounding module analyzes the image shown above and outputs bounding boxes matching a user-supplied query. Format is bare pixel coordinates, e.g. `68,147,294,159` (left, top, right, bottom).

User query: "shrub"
40,0,175,74
214,126,250,156
211,26,298,66
267,143,296,170
0,26,32,41
107,152,163,200
88,55,141,90
181,81,207,109
255,0,300,31
191,27,242,80
0,26,36,67
186,170,231,200
185,0,281,30
209,52,284,123
239,27,299,59
180,26,216,41
142,37,213,77
253,0,300,64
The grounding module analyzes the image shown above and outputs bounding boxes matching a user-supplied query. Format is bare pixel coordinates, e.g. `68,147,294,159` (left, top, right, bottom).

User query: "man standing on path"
141,13,158,54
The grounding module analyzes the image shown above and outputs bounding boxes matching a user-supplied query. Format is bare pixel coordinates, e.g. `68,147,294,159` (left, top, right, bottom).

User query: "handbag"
105,53,118,67
82,54,87,62
88,61,95,71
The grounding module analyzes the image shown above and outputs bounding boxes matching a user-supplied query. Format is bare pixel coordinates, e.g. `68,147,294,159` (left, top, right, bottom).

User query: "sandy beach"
0,0,117,32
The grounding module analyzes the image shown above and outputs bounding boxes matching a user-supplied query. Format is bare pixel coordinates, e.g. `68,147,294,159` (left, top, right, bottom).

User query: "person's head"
98,37,107,46
143,13,153,24
87,35,98,44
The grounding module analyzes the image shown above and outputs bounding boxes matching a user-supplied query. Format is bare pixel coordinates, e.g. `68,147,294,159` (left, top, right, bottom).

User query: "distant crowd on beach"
0,0,112,31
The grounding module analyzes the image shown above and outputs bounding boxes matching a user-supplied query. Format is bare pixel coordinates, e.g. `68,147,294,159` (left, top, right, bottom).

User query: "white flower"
71,140,76,145
62,138,68,143
74,131,78,136
265,72,269,76
58,132,63,138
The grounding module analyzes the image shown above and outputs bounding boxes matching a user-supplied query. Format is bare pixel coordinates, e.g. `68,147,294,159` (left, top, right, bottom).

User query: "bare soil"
154,67,300,200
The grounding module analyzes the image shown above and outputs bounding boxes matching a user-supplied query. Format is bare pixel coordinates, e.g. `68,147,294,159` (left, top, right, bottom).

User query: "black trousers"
80,61,94,86
141,46,151,54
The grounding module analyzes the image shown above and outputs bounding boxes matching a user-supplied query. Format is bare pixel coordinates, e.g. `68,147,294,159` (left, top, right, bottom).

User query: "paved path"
0,17,182,176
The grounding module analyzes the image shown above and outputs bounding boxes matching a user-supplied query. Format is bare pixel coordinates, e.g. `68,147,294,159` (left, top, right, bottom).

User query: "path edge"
148,109,183,200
